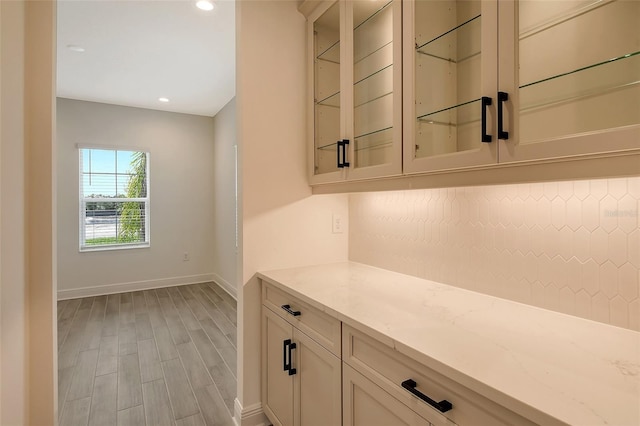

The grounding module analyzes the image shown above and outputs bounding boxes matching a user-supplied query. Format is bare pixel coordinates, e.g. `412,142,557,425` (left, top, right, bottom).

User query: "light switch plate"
332,214,343,234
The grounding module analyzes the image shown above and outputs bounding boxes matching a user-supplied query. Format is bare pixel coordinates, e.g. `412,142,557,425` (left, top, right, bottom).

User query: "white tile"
565,196,582,231
551,197,566,230
581,195,600,232
535,197,552,229
581,259,600,295
608,178,628,200
511,198,524,228
544,283,560,311
591,292,610,323
571,227,591,263
598,261,618,299
589,178,608,200
558,226,573,261
551,255,568,289
524,252,539,284
531,281,545,307
538,254,554,286
629,229,640,268
530,225,545,256
543,182,559,200
629,299,640,331
574,179,591,200
617,194,638,234
566,257,582,293
599,195,619,234
557,180,574,201
618,263,639,302
558,286,576,316
575,289,592,319
609,296,629,329
542,226,560,259
529,182,544,201
607,229,628,267
589,228,609,265
627,177,640,199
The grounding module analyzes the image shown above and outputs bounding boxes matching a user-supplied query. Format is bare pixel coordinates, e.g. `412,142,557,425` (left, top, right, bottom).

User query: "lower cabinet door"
294,328,342,426
263,308,294,426
343,363,433,426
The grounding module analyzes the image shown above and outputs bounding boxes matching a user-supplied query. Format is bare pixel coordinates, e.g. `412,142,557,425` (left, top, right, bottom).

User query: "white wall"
235,1,349,423
211,97,238,297
1,1,56,423
57,98,217,299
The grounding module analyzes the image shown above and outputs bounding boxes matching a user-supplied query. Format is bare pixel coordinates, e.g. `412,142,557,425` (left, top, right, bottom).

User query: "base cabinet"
262,298,341,426
343,363,433,426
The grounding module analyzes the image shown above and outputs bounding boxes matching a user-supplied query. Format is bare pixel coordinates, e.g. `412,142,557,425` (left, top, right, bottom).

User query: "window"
79,147,150,250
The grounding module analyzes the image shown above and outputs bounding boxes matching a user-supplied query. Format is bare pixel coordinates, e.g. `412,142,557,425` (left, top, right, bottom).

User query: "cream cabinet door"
343,363,432,426
262,308,294,426
294,328,342,426
497,0,640,163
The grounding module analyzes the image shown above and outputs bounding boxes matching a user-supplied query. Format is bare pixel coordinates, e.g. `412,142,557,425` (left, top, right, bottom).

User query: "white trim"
234,399,268,426
57,273,215,300
212,272,237,300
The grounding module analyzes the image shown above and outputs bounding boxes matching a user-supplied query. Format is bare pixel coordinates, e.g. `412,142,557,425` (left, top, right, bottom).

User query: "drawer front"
343,325,535,426
262,281,341,357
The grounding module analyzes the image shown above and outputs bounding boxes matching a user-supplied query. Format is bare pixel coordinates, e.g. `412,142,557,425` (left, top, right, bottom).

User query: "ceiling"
57,0,235,117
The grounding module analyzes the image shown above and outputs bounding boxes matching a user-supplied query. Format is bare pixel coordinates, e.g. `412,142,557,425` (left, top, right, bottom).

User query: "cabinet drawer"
343,325,535,426
262,281,341,357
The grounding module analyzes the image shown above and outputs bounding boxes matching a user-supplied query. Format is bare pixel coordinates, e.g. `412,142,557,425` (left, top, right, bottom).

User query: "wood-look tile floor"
57,283,237,426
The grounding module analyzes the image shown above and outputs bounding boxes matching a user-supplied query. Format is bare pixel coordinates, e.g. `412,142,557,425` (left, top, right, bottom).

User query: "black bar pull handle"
283,339,290,372
341,139,350,167
336,140,343,168
401,379,452,413
281,304,301,317
481,96,492,143
288,341,297,375
498,91,509,140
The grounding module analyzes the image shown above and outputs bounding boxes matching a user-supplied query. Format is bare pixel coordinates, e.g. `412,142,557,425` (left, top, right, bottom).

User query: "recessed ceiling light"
67,44,85,52
196,0,214,11
158,97,170,103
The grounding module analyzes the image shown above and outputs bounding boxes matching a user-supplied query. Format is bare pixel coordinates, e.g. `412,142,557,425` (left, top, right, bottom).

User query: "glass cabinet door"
310,1,343,183
347,0,402,179
498,0,640,162
403,0,498,174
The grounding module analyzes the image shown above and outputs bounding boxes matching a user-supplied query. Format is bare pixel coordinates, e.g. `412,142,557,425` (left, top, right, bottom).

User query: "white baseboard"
234,398,268,426
212,273,237,300
57,273,216,300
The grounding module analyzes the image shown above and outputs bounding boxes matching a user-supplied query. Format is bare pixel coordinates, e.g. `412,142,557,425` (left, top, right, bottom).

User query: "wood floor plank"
119,293,135,325
169,287,201,331
67,349,99,401
179,286,210,321
176,341,213,390
176,413,206,426
200,318,236,376
193,385,234,426
57,298,81,348
188,329,226,372
132,291,148,315
194,288,236,347
142,379,175,426
88,372,117,426
117,353,143,411
58,366,75,420
60,396,91,426
157,291,191,345
57,299,69,321
208,364,236,414
81,296,107,351
162,358,199,420
209,283,237,311
116,405,146,426
118,322,138,356
138,339,163,383
59,298,94,366
135,313,154,341
95,335,118,377
101,295,120,337
144,290,167,329
154,325,179,361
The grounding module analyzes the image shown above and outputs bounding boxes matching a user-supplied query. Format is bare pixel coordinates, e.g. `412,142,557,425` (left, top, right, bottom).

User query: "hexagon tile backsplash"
349,177,639,331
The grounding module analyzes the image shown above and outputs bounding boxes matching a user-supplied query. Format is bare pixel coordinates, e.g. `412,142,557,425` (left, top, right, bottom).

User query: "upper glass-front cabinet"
308,0,402,184
403,0,498,174
498,0,640,162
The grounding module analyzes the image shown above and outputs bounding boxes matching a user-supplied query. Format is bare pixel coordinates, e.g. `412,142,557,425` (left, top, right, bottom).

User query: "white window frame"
78,145,151,252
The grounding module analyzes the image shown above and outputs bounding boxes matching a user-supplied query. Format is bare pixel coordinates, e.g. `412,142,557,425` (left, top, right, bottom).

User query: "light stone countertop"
257,261,640,426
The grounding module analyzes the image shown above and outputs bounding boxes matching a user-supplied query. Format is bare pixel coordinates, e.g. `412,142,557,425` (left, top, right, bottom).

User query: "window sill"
80,242,150,253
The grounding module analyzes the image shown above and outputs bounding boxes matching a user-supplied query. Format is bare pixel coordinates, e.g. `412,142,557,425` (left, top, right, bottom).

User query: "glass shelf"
316,91,340,107
317,141,339,151
417,98,481,127
354,1,392,32
520,50,640,112
317,40,340,64
416,15,481,64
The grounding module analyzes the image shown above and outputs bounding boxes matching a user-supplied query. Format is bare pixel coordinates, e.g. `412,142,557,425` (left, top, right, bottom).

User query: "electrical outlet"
183,252,190,261
332,214,343,234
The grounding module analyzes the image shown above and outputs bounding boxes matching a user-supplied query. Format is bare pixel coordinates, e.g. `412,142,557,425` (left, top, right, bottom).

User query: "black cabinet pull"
341,139,350,167
481,96,492,143
283,339,289,372
336,140,342,168
281,304,301,317
288,341,297,376
498,91,509,140
401,379,452,413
